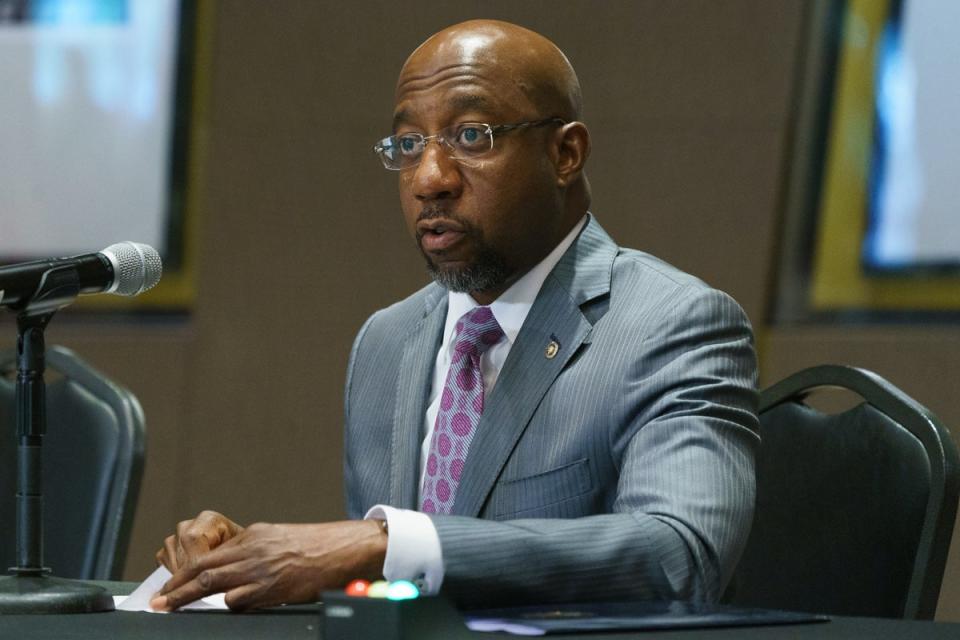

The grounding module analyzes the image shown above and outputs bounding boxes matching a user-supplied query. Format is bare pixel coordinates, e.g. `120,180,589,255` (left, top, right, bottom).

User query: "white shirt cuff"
364,505,444,595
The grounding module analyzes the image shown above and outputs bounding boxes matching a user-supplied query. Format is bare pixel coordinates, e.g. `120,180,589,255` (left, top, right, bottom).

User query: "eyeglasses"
372,118,565,170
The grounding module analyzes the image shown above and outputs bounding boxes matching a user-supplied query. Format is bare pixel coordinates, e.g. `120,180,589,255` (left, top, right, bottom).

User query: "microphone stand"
0,266,113,612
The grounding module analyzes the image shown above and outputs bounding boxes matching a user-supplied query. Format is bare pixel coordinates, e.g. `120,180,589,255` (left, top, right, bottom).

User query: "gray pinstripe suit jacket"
344,215,758,607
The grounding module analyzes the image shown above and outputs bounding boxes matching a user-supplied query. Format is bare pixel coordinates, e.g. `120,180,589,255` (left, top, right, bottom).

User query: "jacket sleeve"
343,311,378,520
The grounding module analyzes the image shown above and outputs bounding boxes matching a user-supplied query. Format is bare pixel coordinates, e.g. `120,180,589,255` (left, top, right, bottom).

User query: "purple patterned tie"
420,306,504,514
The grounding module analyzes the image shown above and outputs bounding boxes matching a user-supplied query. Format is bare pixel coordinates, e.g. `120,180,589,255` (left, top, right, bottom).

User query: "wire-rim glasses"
373,118,565,170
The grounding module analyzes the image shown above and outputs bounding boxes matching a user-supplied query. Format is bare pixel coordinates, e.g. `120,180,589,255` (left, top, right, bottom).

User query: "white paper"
114,566,228,613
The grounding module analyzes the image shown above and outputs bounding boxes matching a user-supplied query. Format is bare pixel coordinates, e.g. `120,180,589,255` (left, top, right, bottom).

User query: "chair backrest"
0,345,145,580
724,365,959,619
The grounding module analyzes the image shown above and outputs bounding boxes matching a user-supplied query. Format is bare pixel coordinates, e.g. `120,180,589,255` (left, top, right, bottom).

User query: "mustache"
417,206,463,224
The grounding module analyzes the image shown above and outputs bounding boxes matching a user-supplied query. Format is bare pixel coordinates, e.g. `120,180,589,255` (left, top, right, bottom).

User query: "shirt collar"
443,214,588,346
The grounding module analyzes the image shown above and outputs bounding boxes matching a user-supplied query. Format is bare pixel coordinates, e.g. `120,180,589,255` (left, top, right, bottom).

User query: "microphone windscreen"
101,242,163,296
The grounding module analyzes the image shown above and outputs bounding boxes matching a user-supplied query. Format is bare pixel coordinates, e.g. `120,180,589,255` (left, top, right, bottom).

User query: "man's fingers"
173,511,243,567
159,537,250,596
175,518,214,560
163,535,179,571
153,534,179,571
151,568,221,611
152,556,253,612
155,512,244,581
223,582,270,611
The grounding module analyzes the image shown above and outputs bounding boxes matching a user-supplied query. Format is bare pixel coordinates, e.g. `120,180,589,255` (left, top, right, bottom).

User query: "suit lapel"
389,287,446,509
451,275,592,516
451,216,619,517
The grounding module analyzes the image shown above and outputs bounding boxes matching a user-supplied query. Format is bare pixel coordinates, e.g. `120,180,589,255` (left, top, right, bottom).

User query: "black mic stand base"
0,573,114,613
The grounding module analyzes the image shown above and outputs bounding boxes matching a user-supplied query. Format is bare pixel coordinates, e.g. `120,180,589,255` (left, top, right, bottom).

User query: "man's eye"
397,136,421,155
456,126,486,148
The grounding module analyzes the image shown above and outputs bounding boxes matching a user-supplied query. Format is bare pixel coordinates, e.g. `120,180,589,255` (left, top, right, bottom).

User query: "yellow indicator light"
366,580,390,598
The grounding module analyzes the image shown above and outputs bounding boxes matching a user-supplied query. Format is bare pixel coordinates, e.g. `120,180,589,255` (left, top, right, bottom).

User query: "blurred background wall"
4,0,960,620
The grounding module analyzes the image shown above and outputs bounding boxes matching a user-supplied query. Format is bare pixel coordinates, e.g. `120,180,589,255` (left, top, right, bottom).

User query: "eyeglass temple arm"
491,118,566,134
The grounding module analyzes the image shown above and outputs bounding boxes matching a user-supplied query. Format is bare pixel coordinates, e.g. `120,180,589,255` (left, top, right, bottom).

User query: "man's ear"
554,122,591,188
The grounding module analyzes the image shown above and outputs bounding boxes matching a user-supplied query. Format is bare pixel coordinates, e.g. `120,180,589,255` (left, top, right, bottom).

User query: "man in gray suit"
153,19,758,612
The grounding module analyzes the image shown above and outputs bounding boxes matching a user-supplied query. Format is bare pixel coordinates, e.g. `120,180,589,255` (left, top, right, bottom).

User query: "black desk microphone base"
0,574,114,613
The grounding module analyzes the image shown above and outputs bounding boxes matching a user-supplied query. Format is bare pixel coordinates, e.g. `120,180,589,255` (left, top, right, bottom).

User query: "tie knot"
453,306,504,358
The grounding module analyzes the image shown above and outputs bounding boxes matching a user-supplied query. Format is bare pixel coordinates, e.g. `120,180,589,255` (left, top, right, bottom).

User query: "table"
3,583,960,639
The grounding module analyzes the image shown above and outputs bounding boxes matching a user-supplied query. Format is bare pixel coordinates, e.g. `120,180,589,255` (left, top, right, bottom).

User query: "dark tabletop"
2,583,960,639
6,610,960,640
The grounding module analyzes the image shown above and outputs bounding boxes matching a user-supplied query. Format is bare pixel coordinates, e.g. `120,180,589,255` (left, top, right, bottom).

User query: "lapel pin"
545,339,560,359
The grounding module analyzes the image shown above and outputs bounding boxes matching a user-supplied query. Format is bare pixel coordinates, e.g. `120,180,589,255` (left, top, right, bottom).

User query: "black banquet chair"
0,345,145,580
724,365,960,619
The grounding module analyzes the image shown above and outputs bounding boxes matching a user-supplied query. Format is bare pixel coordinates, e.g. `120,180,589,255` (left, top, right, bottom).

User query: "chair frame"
1,345,145,580
759,364,960,619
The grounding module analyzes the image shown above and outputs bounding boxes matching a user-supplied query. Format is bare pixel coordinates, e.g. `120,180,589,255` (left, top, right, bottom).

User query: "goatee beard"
416,209,511,293
424,246,511,293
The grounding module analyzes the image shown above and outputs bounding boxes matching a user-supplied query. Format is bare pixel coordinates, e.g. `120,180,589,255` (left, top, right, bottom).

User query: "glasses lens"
375,134,425,170
375,136,399,169
447,124,493,158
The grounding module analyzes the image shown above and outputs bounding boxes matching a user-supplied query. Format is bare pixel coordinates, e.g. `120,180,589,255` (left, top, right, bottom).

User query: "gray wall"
7,0,960,620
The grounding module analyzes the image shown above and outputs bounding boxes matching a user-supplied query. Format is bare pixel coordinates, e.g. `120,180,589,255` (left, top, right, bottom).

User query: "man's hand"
150,520,387,611
155,510,245,573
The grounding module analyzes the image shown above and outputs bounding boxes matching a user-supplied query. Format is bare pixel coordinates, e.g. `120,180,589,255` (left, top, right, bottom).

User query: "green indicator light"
386,580,420,601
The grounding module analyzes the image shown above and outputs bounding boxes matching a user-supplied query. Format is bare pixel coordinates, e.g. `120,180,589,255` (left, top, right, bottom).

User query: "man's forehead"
396,60,495,98
392,64,534,130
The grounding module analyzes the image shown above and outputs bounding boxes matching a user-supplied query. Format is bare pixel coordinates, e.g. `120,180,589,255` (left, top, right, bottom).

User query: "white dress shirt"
366,215,587,593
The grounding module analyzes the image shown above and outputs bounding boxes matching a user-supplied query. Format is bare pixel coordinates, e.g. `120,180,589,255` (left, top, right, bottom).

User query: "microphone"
0,242,163,310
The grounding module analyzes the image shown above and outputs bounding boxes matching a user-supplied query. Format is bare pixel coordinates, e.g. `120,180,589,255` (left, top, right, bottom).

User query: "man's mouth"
417,218,467,253
420,227,466,253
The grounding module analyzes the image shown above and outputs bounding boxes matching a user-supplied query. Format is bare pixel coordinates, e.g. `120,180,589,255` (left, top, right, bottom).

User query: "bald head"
398,20,583,122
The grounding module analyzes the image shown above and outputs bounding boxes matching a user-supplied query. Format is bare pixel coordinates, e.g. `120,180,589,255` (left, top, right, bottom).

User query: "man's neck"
466,214,589,306
469,282,512,306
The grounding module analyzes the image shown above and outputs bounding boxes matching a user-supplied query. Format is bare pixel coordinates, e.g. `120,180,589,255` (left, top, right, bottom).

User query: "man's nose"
411,142,462,201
